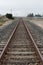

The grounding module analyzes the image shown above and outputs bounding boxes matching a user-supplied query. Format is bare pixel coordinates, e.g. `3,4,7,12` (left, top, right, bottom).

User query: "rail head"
23,20,43,64
0,21,19,60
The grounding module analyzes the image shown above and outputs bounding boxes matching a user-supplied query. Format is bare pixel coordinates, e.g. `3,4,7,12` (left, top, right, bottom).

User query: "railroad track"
0,19,42,65
24,20,43,61
0,20,19,58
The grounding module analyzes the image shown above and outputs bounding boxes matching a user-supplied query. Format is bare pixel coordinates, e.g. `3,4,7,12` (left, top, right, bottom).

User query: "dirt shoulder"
23,17,43,28
30,19,43,28
0,20,13,29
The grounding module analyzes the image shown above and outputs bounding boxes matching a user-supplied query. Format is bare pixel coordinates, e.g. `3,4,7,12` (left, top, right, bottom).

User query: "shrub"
27,13,34,17
35,14,42,17
6,13,14,19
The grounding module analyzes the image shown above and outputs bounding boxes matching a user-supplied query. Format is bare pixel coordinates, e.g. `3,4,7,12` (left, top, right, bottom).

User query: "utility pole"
11,8,12,14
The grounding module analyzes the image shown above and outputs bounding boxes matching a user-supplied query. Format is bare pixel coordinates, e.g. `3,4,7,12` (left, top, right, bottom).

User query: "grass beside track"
0,18,5,26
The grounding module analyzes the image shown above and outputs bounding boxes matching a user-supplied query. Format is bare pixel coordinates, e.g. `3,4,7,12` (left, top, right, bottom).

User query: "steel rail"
0,21,19,61
23,20,43,65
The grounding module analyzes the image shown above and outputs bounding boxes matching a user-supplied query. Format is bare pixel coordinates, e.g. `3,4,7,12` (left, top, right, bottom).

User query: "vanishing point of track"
0,19,43,65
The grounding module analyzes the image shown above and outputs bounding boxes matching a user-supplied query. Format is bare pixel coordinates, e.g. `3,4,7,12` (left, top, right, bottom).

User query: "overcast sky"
0,0,43,16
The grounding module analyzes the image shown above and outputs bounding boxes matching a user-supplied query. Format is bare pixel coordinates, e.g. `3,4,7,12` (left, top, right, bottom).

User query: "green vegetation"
0,13,14,26
27,13,34,17
6,13,14,19
0,18,5,26
27,13,42,17
35,14,42,17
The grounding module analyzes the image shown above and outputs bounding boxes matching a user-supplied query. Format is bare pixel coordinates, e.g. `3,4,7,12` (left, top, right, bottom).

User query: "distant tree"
42,15,43,17
6,13,14,19
27,13,34,17
35,14,42,17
